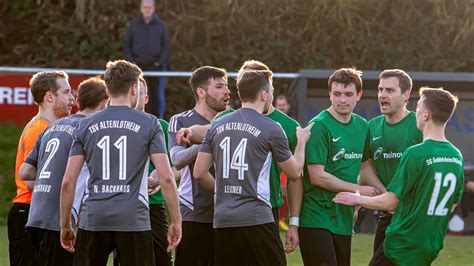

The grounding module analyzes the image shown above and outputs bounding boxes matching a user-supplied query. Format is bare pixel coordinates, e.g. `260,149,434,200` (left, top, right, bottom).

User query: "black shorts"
150,204,172,266
29,227,73,266
214,222,286,266
8,203,36,266
299,227,352,266
175,221,214,266
74,229,154,266
369,212,395,266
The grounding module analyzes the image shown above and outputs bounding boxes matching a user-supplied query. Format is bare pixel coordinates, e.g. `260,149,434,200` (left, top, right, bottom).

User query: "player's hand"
148,170,160,190
296,122,314,144
148,185,161,195
284,225,299,253
176,128,192,145
333,191,361,206
358,185,380,197
167,222,182,252
60,226,76,253
466,181,474,193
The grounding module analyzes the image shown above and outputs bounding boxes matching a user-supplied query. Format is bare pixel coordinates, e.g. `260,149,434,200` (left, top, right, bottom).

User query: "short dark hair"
239,60,270,71
419,87,458,125
379,69,413,93
189,66,227,100
29,71,69,104
139,76,148,95
104,60,142,97
237,70,273,103
328,68,363,93
77,77,108,111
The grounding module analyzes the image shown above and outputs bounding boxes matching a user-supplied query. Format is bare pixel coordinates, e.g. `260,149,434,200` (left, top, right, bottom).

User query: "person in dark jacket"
124,0,171,118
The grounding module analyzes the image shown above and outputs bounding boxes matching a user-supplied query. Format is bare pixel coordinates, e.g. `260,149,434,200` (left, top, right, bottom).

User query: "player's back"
71,105,166,231
27,114,85,231
385,139,464,261
203,108,292,228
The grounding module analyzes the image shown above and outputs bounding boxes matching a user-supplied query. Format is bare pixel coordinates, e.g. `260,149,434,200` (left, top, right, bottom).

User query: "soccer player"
334,87,464,266
8,71,74,266
137,76,178,266
59,60,181,266
359,69,423,265
194,70,312,265
18,77,108,266
299,68,379,266
168,66,229,265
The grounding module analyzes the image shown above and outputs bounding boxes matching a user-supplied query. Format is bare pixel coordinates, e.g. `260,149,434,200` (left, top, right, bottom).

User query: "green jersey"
368,112,423,186
266,109,300,207
300,110,369,235
149,119,170,205
385,140,464,265
214,108,235,121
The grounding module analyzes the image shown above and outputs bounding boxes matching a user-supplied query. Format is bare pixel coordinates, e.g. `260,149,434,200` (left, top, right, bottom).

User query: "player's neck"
422,123,447,142
241,102,264,114
38,105,60,123
109,97,132,107
266,105,275,115
195,102,219,122
385,108,410,124
328,106,351,124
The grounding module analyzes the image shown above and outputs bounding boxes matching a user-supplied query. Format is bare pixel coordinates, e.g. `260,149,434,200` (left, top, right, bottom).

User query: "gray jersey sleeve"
168,114,200,169
149,117,167,155
25,132,43,167
200,126,213,154
268,124,292,162
69,124,85,157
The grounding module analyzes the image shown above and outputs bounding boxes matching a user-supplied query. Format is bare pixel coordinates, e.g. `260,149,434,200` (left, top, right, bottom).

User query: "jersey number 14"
219,137,249,180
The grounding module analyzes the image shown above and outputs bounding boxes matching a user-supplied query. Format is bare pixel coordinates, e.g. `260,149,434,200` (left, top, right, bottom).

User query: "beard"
205,95,226,112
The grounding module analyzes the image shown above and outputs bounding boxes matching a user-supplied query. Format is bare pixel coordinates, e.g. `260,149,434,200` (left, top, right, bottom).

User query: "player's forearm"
292,140,306,174
287,178,303,217
189,124,209,144
195,171,215,191
19,163,37,181
359,161,386,193
170,145,200,170
60,177,75,229
310,170,359,193
160,173,182,224
358,193,398,211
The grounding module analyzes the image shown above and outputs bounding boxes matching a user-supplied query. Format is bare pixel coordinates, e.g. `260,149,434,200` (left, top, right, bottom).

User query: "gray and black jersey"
69,106,167,232
25,114,86,231
200,108,292,228
168,109,214,223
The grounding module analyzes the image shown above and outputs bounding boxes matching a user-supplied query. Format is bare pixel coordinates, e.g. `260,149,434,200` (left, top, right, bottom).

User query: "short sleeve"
199,125,214,154
287,121,300,152
158,120,172,163
168,115,186,151
22,123,47,158
387,151,418,198
150,117,167,155
25,133,42,167
268,124,292,163
69,124,85,157
305,121,329,165
453,167,465,204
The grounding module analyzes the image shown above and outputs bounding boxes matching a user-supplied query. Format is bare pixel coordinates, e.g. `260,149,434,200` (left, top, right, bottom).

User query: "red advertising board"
0,73,90,127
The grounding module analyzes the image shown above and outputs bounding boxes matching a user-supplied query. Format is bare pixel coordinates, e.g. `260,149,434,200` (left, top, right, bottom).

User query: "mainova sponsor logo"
332,148,363,161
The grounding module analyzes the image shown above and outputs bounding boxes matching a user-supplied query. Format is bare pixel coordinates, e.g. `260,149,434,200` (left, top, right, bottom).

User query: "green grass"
0,226,472,265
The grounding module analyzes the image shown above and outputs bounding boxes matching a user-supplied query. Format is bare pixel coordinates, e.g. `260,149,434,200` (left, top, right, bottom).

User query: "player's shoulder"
22,116,50,138
351,113,369,125
368,114,385,126
269,109,300,127
169,109,194,122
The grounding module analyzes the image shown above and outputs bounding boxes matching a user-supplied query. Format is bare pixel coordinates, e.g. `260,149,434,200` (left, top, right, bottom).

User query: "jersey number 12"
427,172,457,216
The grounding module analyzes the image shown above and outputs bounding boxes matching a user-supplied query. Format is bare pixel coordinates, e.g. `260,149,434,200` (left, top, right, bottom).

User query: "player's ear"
402,89,411,102
131,83,138,96
356,90,363,101
145,95,149,105
197,87,206,99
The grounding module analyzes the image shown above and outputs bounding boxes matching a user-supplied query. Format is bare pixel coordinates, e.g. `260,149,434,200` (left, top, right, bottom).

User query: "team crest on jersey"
374,147,383,160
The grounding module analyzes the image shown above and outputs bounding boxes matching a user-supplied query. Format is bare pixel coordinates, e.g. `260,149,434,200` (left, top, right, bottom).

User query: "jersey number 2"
97,136,127,180
38,138,60,179
427,172,457,216
219,137,249,180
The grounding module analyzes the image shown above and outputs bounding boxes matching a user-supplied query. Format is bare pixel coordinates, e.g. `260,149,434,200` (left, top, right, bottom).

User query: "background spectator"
123,0,171,118
275,94,291,115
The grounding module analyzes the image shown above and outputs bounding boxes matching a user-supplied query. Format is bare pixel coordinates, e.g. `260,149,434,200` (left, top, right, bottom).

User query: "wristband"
289,216,299,227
